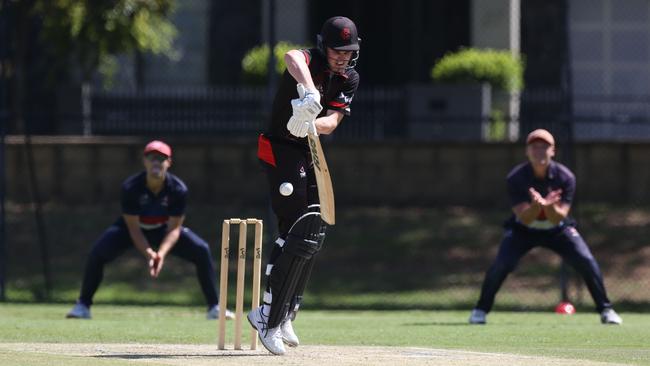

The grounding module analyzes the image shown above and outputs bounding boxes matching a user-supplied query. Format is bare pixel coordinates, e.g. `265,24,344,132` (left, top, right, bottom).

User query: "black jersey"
267,48,360,143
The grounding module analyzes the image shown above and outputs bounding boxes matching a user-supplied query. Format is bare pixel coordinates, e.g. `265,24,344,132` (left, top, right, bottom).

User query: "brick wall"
6,136,650,206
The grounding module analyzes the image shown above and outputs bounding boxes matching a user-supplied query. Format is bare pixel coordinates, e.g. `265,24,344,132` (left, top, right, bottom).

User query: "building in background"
9,0,650,141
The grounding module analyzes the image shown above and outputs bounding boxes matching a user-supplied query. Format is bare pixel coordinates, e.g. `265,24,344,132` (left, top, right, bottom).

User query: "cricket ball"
555,301,575,315
279,182,294,196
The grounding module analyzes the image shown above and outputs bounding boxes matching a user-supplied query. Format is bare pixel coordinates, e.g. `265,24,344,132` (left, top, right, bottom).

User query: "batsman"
249,16,361,355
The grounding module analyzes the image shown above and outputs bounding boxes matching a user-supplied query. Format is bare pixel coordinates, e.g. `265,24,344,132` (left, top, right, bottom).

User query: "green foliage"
487,109,507,141
34,0,178,82
431,48,524,93
241,42,309,84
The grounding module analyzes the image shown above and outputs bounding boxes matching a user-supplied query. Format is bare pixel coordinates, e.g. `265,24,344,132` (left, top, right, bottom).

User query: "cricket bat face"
307,134,335,225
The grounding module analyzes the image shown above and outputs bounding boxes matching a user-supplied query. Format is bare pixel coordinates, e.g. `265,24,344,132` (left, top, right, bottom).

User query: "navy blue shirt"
116,172,187,229
505,161,576,229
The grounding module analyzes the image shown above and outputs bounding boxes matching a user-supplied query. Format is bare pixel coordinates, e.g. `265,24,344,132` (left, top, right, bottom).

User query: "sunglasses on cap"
145,153,169,162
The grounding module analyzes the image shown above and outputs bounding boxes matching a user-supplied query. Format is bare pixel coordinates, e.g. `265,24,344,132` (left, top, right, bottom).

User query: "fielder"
469,129,622,325
66,140,233,320
248,16,361,355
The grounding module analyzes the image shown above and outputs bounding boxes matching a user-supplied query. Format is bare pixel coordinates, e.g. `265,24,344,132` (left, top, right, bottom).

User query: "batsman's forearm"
285,51,317,91
315,116,337,135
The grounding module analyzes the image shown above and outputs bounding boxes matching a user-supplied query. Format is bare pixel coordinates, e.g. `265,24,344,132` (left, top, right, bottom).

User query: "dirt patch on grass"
0,343,626,366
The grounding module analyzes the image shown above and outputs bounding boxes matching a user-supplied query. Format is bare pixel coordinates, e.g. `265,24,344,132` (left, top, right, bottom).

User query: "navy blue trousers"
475,224,612,313
77,224,219,308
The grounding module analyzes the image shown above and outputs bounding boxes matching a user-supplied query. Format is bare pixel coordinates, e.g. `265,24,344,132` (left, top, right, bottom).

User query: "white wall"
570,0,650,139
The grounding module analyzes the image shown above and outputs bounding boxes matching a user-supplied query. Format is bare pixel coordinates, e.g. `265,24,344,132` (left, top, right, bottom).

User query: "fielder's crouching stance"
248,16,361,355
469,129,622,326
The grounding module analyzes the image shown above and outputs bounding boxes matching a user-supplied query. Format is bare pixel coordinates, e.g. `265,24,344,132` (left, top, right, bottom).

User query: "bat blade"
307,133,335,225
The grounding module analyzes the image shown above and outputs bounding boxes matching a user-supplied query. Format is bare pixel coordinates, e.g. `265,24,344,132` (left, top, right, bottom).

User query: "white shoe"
66,302,91,319
469,308,486,324
247,306,286,355
206,305,235,320
600,308,622,325
281,318,299,347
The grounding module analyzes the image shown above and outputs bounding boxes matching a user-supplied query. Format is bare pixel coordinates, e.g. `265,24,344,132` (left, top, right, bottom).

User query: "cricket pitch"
0,343,626,366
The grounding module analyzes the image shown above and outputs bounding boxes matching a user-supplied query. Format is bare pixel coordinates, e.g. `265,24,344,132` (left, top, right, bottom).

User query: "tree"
36,0,178,83
5,0,178,133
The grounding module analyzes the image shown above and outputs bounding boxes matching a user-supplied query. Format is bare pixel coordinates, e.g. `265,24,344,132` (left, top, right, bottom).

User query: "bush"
241,41,309,84
431,48,524,93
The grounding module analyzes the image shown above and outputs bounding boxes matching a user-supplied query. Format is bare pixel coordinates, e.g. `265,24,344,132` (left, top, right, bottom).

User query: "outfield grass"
7,204,650,312
0,304,648,365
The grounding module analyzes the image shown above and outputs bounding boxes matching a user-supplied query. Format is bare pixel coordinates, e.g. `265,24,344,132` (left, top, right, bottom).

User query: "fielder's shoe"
469,308,487,324
281,318,299,347
247,305,286,355
206,305,235,320
66,301,91,319
600,308,622,325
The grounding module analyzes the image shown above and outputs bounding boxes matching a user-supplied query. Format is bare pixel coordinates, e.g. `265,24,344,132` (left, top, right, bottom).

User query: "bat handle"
296,83,306,99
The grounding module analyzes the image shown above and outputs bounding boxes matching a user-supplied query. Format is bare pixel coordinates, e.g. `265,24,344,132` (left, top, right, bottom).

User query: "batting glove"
287,115,309,138
295,83,323,121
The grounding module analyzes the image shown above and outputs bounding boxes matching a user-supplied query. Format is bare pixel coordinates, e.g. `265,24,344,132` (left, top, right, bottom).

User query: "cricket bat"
307,132,335,225
296,83,336,225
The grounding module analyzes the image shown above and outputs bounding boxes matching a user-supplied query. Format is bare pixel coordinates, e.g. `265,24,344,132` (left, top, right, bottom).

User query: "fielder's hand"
149,252,165,278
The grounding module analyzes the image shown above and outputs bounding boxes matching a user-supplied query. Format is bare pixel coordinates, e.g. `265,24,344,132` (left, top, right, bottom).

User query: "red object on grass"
555,301,576,314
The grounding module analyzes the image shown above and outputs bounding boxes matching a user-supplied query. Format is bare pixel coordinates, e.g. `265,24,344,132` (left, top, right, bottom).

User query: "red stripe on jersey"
140,216,169,224
302,50,310,65
257,134,276,167
329,101,347,108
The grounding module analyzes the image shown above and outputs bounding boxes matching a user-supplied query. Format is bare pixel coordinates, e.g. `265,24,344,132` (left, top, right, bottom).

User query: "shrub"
431,48,524,93
241,41,309,84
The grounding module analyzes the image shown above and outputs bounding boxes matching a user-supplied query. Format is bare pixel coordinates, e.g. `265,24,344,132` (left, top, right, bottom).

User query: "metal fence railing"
90,86,650,142
90,86,408,141
91,87,268,136
1,84,648,142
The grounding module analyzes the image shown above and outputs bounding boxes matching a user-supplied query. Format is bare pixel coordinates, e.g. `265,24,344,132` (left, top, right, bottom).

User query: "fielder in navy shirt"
66,140,233,320
469,129,622,325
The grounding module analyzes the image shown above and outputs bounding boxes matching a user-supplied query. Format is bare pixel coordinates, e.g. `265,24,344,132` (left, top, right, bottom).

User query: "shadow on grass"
94,354,270,359
5,297,649,313
402,322,471,326
6,204,650,312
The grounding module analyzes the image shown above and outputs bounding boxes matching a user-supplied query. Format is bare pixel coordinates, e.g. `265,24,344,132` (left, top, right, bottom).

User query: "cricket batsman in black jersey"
248,16,361,355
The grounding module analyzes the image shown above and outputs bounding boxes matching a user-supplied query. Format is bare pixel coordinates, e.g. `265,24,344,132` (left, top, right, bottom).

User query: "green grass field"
1,303,648,365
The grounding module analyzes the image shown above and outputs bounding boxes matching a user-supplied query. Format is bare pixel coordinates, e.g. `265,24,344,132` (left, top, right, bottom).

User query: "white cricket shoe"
206,305,235,320
247,306,286,355
281,318,299,347
600,308,622,325
469,308,487,324
66,302,91,319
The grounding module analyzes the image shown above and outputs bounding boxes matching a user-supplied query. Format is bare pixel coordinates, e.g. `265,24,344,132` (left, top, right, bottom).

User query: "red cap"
143,140,172,157
526,129,555,146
